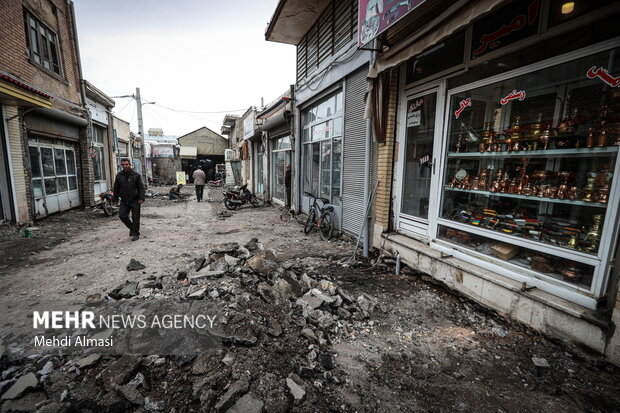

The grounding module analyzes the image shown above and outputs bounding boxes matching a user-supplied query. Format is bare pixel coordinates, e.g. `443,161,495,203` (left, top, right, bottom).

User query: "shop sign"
472,0,540,59
454,98,471,119
151,146,174,158
500,90,526,105
586,66,620,88
358,0,427,47
407,98,424,127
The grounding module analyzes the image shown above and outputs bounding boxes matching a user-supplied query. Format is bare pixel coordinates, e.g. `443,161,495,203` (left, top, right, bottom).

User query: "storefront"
24,109,87,218
28,137,80,217
271,136,292,205
370,0,620,353
300,89,343,222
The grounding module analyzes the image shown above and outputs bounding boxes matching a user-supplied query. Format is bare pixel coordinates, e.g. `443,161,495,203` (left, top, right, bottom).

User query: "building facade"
362,0,620,362
84,80,115,201
0,0,89,223
177,126,227,182
256,89,295,206
266,0,373,246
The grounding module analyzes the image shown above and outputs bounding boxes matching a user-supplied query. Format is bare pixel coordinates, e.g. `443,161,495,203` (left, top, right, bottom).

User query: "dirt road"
0,186,619,412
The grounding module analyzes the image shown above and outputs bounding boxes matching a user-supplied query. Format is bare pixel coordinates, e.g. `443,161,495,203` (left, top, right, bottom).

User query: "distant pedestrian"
192,166,206,202
284,164,292,208
113,158,145,241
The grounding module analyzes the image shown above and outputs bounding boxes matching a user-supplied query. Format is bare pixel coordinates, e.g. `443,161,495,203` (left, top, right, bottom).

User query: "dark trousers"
195,185,204,201
285,185,291,208
119,200,141,236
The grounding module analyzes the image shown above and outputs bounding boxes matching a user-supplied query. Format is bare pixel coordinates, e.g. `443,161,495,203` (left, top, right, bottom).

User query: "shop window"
301,89,343,206
24,11,62,76
406,30,465,84
92,126,106,182
29,144,78,198
441,47,620,289
271,137,292,202
548,0,608,28
471,0,541,60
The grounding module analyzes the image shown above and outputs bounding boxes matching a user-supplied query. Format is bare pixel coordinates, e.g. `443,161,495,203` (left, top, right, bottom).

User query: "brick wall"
79,117,95,207
0,0,82,109
374,69,399,229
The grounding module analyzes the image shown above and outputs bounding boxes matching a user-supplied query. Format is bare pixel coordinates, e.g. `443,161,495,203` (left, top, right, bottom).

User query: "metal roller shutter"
342,66,370,238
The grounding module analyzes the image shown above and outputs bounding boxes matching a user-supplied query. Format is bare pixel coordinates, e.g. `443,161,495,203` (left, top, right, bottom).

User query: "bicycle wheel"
304,209,316,234
319,210,334,241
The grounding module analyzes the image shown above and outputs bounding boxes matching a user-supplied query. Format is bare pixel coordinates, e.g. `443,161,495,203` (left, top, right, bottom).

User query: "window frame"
24,10,63,77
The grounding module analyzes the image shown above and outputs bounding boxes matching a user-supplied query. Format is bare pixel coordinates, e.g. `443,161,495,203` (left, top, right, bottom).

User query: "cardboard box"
491,242,519,260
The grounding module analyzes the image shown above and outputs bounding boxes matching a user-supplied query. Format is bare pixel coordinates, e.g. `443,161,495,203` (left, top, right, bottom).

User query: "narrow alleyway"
0,186,619,412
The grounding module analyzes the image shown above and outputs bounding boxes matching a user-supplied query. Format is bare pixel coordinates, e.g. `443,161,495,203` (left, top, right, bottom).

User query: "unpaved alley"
0,186,619,412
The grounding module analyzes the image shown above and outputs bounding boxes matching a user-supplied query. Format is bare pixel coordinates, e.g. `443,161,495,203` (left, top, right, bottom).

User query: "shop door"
29,143,80,217
398,88,442,237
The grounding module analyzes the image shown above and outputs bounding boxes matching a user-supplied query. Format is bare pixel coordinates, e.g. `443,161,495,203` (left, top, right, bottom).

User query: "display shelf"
445,186,608,208
436,218,601,266
447,146,619,158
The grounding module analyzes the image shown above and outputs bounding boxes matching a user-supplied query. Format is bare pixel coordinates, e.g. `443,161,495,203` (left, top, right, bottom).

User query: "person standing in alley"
284,164,292,208
113,158,145,241
192,165,206,202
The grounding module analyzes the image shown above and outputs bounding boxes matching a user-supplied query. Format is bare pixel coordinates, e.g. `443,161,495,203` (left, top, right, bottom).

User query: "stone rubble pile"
0,238,380,412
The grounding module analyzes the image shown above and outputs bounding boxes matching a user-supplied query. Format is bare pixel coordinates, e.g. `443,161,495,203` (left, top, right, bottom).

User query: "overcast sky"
73,0,296,137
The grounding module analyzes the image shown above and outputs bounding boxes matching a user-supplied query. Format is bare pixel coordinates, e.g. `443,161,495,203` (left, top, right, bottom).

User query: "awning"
0,72,52,108
180,146,198,159
368,0,507,78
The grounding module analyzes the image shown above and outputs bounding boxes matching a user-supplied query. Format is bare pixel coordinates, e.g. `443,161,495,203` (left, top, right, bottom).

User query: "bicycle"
303,192,334,241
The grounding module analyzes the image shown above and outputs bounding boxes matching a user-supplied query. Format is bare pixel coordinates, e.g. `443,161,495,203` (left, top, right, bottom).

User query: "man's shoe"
131,235,139,241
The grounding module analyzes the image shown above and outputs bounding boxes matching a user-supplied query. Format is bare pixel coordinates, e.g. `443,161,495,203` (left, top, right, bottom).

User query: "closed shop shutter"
342,66,370,238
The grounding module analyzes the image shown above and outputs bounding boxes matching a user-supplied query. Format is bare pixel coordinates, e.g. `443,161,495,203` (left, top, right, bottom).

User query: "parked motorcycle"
207,179,224,188
99,190,117,216
223,184,260,210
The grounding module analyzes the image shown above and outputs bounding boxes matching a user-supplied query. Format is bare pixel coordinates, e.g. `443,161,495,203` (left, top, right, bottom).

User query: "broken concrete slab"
195,257,207,272
1,372,37,399
301,328,318,342
226,392,264,413
98,355,141,391
272,279,295,301
0,391,46,411
224,254,239,267
222,352,236,367
127,259,146,271
117,282,139,299
247,250,277,274
286,375,305,403
144,396,165,411
357,293,377,312
299,295,324,310
211,242,240,254
116,382,144,405
188,270,226,284
310,288,334,304
188,288,207,299
213,377,250,412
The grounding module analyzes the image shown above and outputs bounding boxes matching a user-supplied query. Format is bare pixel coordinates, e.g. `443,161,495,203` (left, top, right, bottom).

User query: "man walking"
113,158,145,241
192,165,206,202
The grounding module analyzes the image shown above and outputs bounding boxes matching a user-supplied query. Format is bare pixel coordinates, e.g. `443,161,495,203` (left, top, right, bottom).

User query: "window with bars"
24,10,62,76
296,0,357,83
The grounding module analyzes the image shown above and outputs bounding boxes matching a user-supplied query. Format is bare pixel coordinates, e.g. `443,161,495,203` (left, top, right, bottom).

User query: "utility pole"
135,87,148,186
135,87,145,137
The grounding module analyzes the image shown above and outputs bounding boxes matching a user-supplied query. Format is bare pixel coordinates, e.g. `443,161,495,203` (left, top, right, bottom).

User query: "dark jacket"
112,169,145,203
